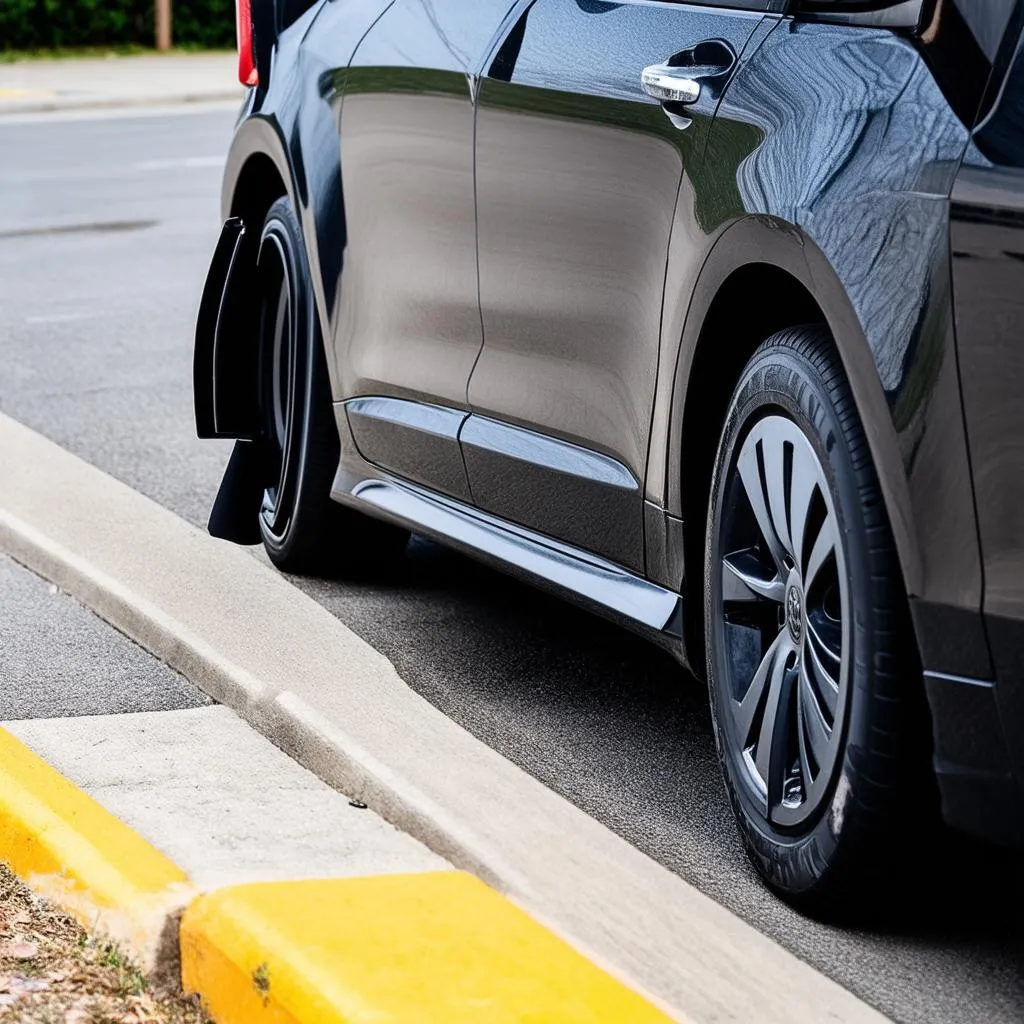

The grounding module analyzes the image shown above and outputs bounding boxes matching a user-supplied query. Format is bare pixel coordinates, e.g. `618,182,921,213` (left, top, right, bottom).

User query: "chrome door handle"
640,64,701,105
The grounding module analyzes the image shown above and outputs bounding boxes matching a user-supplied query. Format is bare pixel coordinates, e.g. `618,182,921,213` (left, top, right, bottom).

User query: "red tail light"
236,0,258,87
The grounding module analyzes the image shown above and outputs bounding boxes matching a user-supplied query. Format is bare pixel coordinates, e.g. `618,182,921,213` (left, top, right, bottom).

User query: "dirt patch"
0,865,209,1024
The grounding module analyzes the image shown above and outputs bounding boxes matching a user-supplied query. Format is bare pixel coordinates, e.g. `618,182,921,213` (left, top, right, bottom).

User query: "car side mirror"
793,0,928,32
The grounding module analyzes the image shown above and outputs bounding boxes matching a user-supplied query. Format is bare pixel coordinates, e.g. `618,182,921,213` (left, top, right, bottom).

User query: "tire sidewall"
705,336,887,901
256,199,323,563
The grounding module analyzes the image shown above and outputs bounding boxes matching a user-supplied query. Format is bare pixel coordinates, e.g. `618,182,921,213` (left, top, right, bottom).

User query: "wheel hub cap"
786,585,803,645
716,414,850,829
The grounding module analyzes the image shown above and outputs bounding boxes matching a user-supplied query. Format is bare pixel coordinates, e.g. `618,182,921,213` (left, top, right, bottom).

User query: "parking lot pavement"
0,554,210,720
0,102,1022,1024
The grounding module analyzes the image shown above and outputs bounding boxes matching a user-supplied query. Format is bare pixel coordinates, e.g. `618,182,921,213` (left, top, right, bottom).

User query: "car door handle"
641,40,738,108
640,64,701,105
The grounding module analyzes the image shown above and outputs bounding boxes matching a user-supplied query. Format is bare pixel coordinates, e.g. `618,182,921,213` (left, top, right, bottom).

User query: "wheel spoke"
753,639,794,802
760,429,792,560
796,705,814,797
734,630,789,746
807,614,841,663
804,514,837,590
737,441,787,574
788,452,818,576
806,626,840,718
722,549,785,604
799,660,832,771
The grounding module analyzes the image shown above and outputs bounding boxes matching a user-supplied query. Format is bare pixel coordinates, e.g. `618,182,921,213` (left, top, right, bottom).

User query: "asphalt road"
0,106,1021,1024
0,553,210,719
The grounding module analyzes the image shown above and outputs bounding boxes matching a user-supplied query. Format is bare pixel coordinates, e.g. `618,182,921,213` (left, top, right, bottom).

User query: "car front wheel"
705,325,930,915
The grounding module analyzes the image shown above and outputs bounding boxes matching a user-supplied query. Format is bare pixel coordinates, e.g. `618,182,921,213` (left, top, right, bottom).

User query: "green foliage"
0,0,235,51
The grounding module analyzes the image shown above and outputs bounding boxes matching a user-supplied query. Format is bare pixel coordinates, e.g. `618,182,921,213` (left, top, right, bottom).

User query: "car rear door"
336,0,515,502
464,0,772,573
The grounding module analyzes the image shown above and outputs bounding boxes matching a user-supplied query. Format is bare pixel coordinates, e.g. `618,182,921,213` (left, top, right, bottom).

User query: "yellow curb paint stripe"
0,726,188,914
181,871,675,1024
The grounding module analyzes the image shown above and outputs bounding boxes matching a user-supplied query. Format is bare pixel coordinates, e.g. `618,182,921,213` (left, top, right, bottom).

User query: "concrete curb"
0,725,674,1022
0,727,192,978
180,874,674,1024
0,413,891,1024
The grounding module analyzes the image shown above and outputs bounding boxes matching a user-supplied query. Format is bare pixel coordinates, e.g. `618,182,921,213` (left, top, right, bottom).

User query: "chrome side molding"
346,476,683,641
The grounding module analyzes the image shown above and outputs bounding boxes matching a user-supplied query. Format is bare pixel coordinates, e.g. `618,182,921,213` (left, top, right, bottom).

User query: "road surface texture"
0,553,210,719
0,105,1021,1024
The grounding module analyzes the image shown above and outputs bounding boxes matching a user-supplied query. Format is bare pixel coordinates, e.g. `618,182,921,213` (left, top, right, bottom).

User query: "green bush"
0,0,235,51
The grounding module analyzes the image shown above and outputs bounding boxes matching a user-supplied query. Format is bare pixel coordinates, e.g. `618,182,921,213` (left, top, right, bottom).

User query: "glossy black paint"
331,405,684,645
468,0,764,569
461,414,642,569
924,671,1024,846
194,216,247,439
345,396,472,501
951,8,1024,825
197,0,1024,844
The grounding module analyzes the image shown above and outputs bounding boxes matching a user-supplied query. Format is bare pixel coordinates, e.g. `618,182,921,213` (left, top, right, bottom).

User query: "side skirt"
331,458,685,659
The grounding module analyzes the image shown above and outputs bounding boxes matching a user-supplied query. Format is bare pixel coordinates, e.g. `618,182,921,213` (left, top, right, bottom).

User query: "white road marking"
132,155,226,172
0,412,891,1024
25,311,102,325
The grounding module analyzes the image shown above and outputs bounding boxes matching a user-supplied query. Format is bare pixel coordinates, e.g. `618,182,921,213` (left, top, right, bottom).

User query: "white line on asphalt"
0,412,891,1024
25,311,102,325
132,156,226,171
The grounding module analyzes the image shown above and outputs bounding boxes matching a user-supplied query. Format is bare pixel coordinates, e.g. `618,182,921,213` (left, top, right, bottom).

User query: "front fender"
665,216,921,595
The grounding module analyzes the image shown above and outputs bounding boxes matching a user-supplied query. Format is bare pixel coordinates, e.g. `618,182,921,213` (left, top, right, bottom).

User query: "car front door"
465,0,771,572
336,0,515,501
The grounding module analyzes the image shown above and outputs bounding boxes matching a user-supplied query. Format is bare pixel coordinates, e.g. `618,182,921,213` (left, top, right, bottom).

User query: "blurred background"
0,0,234,54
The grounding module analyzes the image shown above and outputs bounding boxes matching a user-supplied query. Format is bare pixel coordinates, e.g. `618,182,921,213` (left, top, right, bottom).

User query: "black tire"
704,325,930,916
255,196,408,574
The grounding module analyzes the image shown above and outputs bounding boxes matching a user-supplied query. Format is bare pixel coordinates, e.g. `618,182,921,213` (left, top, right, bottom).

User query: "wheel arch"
665,216,921,675
222,116,293,230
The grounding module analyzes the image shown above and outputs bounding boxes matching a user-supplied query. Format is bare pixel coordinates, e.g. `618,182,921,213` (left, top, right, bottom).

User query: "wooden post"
155,0,172,51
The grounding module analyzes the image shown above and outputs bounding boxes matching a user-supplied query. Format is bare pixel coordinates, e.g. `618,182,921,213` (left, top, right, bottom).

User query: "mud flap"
193,217,261,440
208,440,267,545
197,219,268,544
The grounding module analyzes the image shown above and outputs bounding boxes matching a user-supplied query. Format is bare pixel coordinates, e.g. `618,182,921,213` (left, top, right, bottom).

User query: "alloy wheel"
715,414,850,830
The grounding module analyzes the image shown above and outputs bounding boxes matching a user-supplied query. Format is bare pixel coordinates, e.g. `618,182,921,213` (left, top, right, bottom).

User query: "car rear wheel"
705,325,930,915
256,196,409,574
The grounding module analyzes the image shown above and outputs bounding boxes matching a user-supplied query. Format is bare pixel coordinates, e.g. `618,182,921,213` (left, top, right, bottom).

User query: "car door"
336,0,516,501
464,0,772,572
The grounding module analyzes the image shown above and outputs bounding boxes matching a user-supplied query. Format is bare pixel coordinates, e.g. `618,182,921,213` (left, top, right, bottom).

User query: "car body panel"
345,396,472,500
951,11,1024,828
466,0,767,571
328,398,685,649
654,16,992,682
326,1,521,495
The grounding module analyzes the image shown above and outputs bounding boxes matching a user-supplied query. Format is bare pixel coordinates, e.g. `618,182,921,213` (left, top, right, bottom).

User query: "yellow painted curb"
181,871,674,1023
0,726,191,960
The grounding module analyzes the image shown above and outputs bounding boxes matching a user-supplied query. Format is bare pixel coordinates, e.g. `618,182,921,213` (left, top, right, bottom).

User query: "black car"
194,0,1024,913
